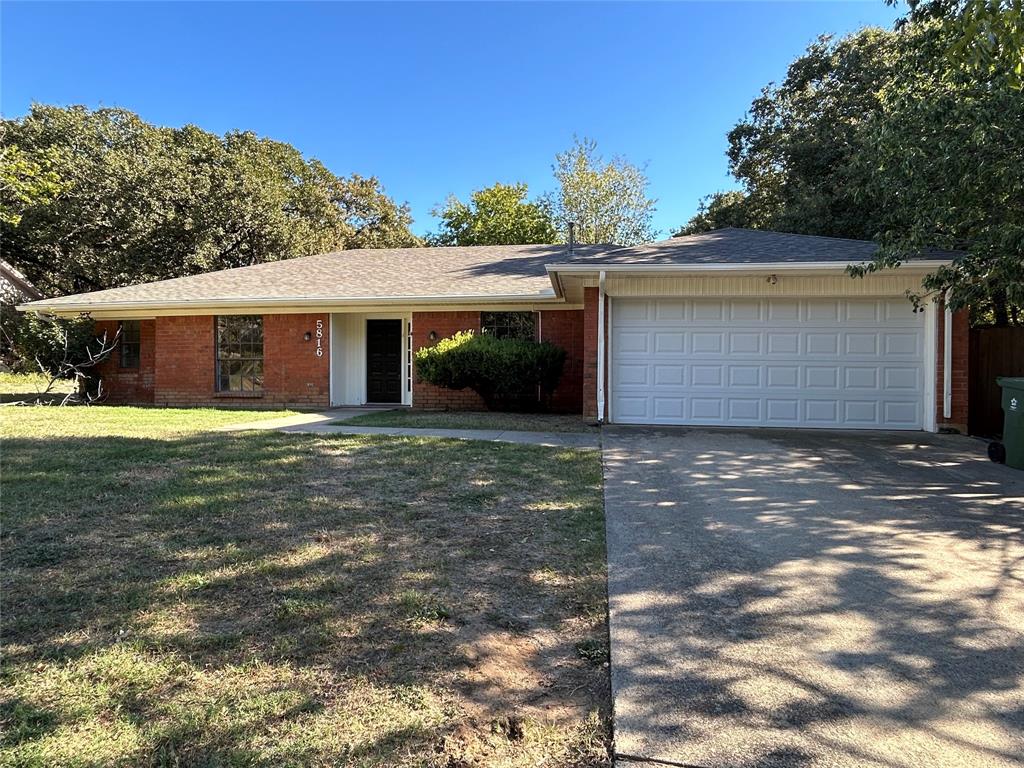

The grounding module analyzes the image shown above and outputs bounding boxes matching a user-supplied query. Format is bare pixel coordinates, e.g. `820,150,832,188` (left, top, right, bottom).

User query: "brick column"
936,306,970,432
582,287,605,420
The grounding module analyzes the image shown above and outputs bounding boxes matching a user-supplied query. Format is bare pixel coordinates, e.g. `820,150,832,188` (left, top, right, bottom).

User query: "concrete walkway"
215,407,381,432
603,427,1024,768
219,408,599,449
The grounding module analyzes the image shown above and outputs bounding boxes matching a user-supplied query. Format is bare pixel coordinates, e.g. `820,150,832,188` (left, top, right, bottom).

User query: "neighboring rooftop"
562,228,961,265
0,259,42,303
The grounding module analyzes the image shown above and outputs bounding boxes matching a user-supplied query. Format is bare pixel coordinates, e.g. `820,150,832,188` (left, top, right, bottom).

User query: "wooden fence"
969,326,1024,437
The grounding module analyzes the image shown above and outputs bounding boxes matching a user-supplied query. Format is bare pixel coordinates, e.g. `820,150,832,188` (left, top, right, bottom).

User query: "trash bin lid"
997,377,1024,388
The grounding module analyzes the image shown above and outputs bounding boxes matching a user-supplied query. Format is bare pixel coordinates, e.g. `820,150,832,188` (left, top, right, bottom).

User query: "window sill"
213,391,264,399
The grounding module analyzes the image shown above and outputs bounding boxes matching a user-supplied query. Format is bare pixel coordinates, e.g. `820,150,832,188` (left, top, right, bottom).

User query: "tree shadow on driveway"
603,427,1024,768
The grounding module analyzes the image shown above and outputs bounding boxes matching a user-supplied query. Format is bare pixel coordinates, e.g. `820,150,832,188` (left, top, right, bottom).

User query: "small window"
216,315,264,392
119,320,141,369
481,311,536,341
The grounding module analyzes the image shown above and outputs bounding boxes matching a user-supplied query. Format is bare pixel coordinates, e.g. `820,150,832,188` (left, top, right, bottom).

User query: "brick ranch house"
21,228,968,432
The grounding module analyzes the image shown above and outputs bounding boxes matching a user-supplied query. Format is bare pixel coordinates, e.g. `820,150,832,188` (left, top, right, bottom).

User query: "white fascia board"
17,292,564,316
546,260,952,275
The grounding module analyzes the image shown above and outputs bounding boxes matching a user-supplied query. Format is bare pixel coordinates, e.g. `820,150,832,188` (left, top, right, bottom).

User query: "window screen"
216,315,264,392
119,320,141,369
481,312,536,341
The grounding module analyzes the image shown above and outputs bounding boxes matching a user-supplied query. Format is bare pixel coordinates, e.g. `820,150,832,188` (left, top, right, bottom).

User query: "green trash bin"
994,377,1024,470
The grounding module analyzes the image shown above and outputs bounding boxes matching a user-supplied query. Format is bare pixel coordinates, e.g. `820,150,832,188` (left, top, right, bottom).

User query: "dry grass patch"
337,409,599,434
1,407,609,767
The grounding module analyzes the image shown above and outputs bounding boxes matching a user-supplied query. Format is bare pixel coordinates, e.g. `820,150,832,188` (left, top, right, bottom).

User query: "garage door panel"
806,300,842,322
729,332,762,354
805,366,839,388
846,301,881,322
884,299,919,323
654,332,685,353
884,367,920,390
614,363,649,386
885,333,920,356
768,333,800,354
611,298,925,430
692,365,724,386
692,333,724,354
806,333,841,355
654,300,686,321
728,399,761,420
768,300,800,321
616,396,651,420
653,397,685,419
766,399,800,422
806,400,840,423
730,300,762,321
844,367,880,389
845,333,879,355
845,400,880,423
691,398,724,419
728,365,761,387
616,332,649,354
653,365,685,386
693,301,725,321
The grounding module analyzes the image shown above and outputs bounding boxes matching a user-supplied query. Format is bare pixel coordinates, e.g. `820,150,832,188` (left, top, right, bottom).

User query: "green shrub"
414,331,566,411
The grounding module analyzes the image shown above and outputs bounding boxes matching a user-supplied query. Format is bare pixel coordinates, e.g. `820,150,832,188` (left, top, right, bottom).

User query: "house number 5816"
315,319,324,357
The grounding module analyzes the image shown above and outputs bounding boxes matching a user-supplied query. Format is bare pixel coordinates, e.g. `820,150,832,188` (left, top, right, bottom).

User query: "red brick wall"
94,320,156,404
539,309,584,414
151,313,330,408
936,306,970,431
411,311,486,410
582,288,607,420
263,314,331,406
152,316,215,404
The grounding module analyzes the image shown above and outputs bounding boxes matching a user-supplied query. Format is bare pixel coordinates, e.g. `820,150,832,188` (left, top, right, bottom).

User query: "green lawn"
1,406,610,767
0,372,76,403
338,409,599,433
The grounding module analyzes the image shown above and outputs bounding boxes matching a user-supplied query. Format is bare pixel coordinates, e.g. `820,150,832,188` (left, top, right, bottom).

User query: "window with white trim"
216,315,264,392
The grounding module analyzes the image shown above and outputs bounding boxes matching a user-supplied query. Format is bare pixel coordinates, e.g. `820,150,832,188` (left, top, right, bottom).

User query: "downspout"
597,270,606,423
943,295,952,420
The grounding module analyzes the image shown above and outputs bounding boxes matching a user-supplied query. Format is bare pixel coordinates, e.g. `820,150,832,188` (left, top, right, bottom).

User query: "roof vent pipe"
568,222,576,257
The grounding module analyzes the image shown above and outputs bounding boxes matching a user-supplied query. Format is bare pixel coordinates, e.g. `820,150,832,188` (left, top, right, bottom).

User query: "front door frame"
329,312,412,407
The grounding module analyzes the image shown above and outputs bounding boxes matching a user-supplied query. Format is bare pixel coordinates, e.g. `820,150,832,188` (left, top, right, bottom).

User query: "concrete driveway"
603,427,1024,768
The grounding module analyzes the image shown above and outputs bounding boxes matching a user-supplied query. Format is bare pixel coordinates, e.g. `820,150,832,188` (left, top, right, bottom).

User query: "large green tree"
552,137,657,245
895,0,1024,89
677,27,901,240
676,191,756,236
678,22,1023,324
428,182,557,246
1,105,420,297
849,20,1024,325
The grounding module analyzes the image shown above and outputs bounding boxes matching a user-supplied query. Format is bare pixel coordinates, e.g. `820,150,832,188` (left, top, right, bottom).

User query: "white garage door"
611,298,926,429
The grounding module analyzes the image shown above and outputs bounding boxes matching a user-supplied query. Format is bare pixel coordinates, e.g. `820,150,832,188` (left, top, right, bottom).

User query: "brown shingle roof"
562,228,962,265
23,243,611,314
20,229,959,316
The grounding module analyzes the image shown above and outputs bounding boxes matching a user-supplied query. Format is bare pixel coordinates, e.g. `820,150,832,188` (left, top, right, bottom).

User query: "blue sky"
2,1,901,239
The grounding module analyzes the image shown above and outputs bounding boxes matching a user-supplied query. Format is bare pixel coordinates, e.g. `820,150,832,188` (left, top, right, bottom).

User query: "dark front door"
366,319,403,403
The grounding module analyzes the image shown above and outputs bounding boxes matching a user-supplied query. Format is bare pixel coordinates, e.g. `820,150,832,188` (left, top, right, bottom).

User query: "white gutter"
17,291,564,316
597,270,606,424
943,295,953,420
546,260,953,275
